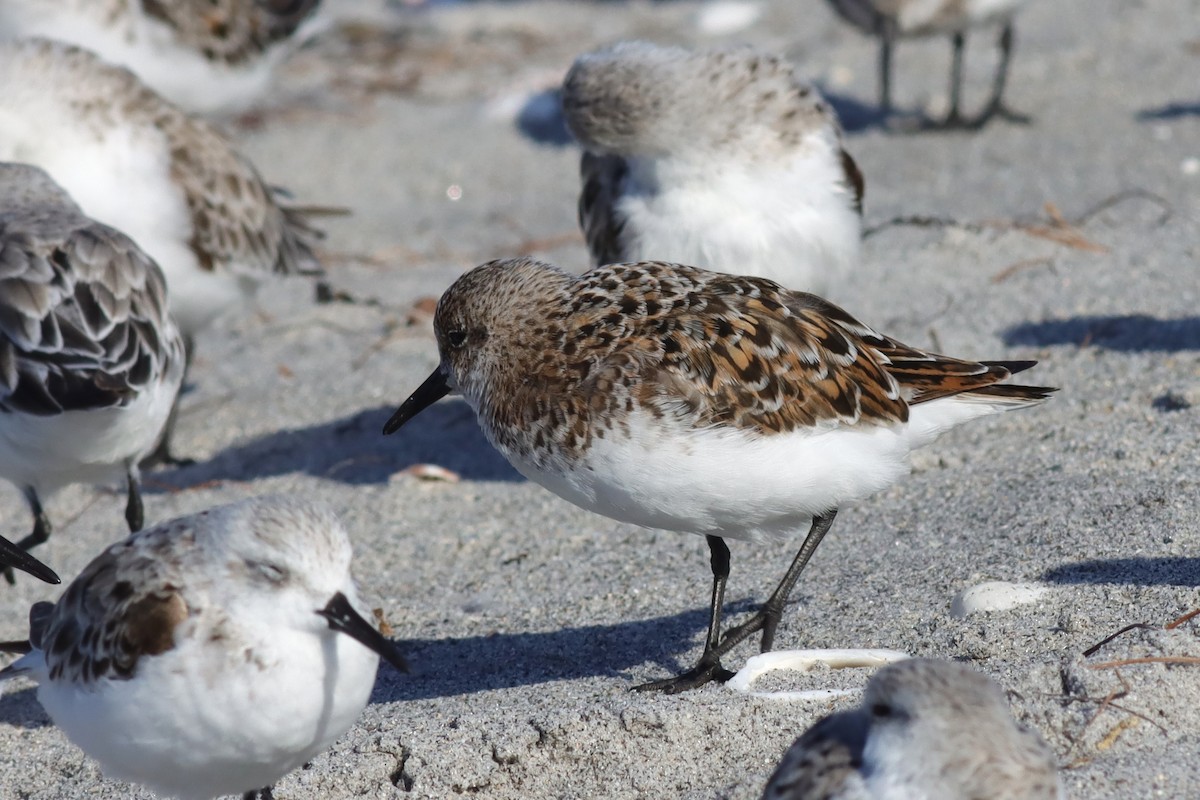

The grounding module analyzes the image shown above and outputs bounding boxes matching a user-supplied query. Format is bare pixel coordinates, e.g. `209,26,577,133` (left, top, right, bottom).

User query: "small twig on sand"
1082,622,1155,657
1089,656,1200,669
1166,608,1200,630
864,188,1173,251
991,256,1054,284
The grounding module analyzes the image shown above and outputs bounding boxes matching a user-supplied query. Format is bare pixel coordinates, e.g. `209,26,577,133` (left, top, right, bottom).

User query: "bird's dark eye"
446,329,468,348
870,703,893,718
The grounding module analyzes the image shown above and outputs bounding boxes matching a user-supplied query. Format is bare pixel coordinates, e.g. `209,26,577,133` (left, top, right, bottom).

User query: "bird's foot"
633,659,736,694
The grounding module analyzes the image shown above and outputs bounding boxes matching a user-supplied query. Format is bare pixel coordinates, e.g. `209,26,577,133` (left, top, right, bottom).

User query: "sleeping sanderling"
0,162,185,581
383,257,1054,693
562,41,862,297
761,658,1063,799
0,494,407,799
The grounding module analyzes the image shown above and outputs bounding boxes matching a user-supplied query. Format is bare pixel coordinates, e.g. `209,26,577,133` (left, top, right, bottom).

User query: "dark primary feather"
0,219,182,416
578,151,630,266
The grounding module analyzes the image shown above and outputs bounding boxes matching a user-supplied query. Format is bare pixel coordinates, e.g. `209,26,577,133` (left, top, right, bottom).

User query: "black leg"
878,18,897,116
944,31,967,126
5,488,53,586
711,511,839,658
125,467,144,532
634,535,736,694
243,787,275,800
973,22,1031,126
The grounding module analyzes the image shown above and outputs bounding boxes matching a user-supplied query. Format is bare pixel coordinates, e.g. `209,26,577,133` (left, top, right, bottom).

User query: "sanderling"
0,0,325,114
825,0,1032,128
0,495,407,800
383,257,1054,693
0,163,185,582
761,658,1064,799
0,38,324,461
562,41,862,297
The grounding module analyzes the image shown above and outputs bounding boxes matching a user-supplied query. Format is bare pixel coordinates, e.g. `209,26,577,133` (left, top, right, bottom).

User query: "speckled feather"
0,164,184,416
139,0,323,66
0,39,322,283
435,259,1052,467
31,520,190,685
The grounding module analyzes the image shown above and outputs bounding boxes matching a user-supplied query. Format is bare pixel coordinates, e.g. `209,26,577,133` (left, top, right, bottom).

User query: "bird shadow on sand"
1002,314,1200,352
822,89,892,133
370,600,759,703
146,399,522,491
1136,101,1200,121
0,683,52,730
1041,557,1200,587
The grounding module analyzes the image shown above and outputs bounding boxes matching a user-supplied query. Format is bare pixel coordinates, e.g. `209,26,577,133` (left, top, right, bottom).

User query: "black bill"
318,591,409,672
382,367,450,435
0,535,60,584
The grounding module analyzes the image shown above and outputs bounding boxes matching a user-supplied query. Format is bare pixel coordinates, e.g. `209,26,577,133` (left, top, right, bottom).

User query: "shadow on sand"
370,601,761,704
148,399,522,491
1002,314,1200,352
1137,101,1200,121
1042,557,1200,588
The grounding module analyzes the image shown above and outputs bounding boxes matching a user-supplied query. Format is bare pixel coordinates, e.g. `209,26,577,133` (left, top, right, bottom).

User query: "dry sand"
1,0,1198,797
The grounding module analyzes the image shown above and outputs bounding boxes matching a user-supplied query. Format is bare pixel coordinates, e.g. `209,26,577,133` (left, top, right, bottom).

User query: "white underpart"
512,392,1028,545
898,0,1030,34
10,565,380,800
0,0,321,114
0,69,249,336
0,370,182,498
616,127,860,297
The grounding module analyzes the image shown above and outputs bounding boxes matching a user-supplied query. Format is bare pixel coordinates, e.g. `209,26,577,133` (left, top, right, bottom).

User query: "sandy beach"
1,0,1198,797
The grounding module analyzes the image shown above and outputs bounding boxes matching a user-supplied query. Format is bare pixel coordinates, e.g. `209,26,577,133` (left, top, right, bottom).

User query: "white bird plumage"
0,495,407,800
562,41,863,298
0,162,185,580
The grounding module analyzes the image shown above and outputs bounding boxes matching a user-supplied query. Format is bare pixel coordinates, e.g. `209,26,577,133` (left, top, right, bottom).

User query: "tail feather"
981,360,1039,376
960,383,1057,405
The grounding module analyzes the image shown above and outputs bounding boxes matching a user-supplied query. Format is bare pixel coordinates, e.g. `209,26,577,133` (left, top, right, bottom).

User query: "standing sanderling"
0,163,185,582
383,257,1054,693
0,38,324,461
562,41,862,297
0,495,407,799
824,0,1032,128
0,0,325,115
761,658,1064,799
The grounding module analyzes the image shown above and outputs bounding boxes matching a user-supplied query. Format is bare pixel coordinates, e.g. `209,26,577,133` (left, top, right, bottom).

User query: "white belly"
617,140,861,297
0,372,181,496
37,626,379,800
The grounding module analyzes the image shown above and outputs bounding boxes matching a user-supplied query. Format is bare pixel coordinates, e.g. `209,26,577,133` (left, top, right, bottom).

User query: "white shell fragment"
950,582,1049,618
726,648,911,701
